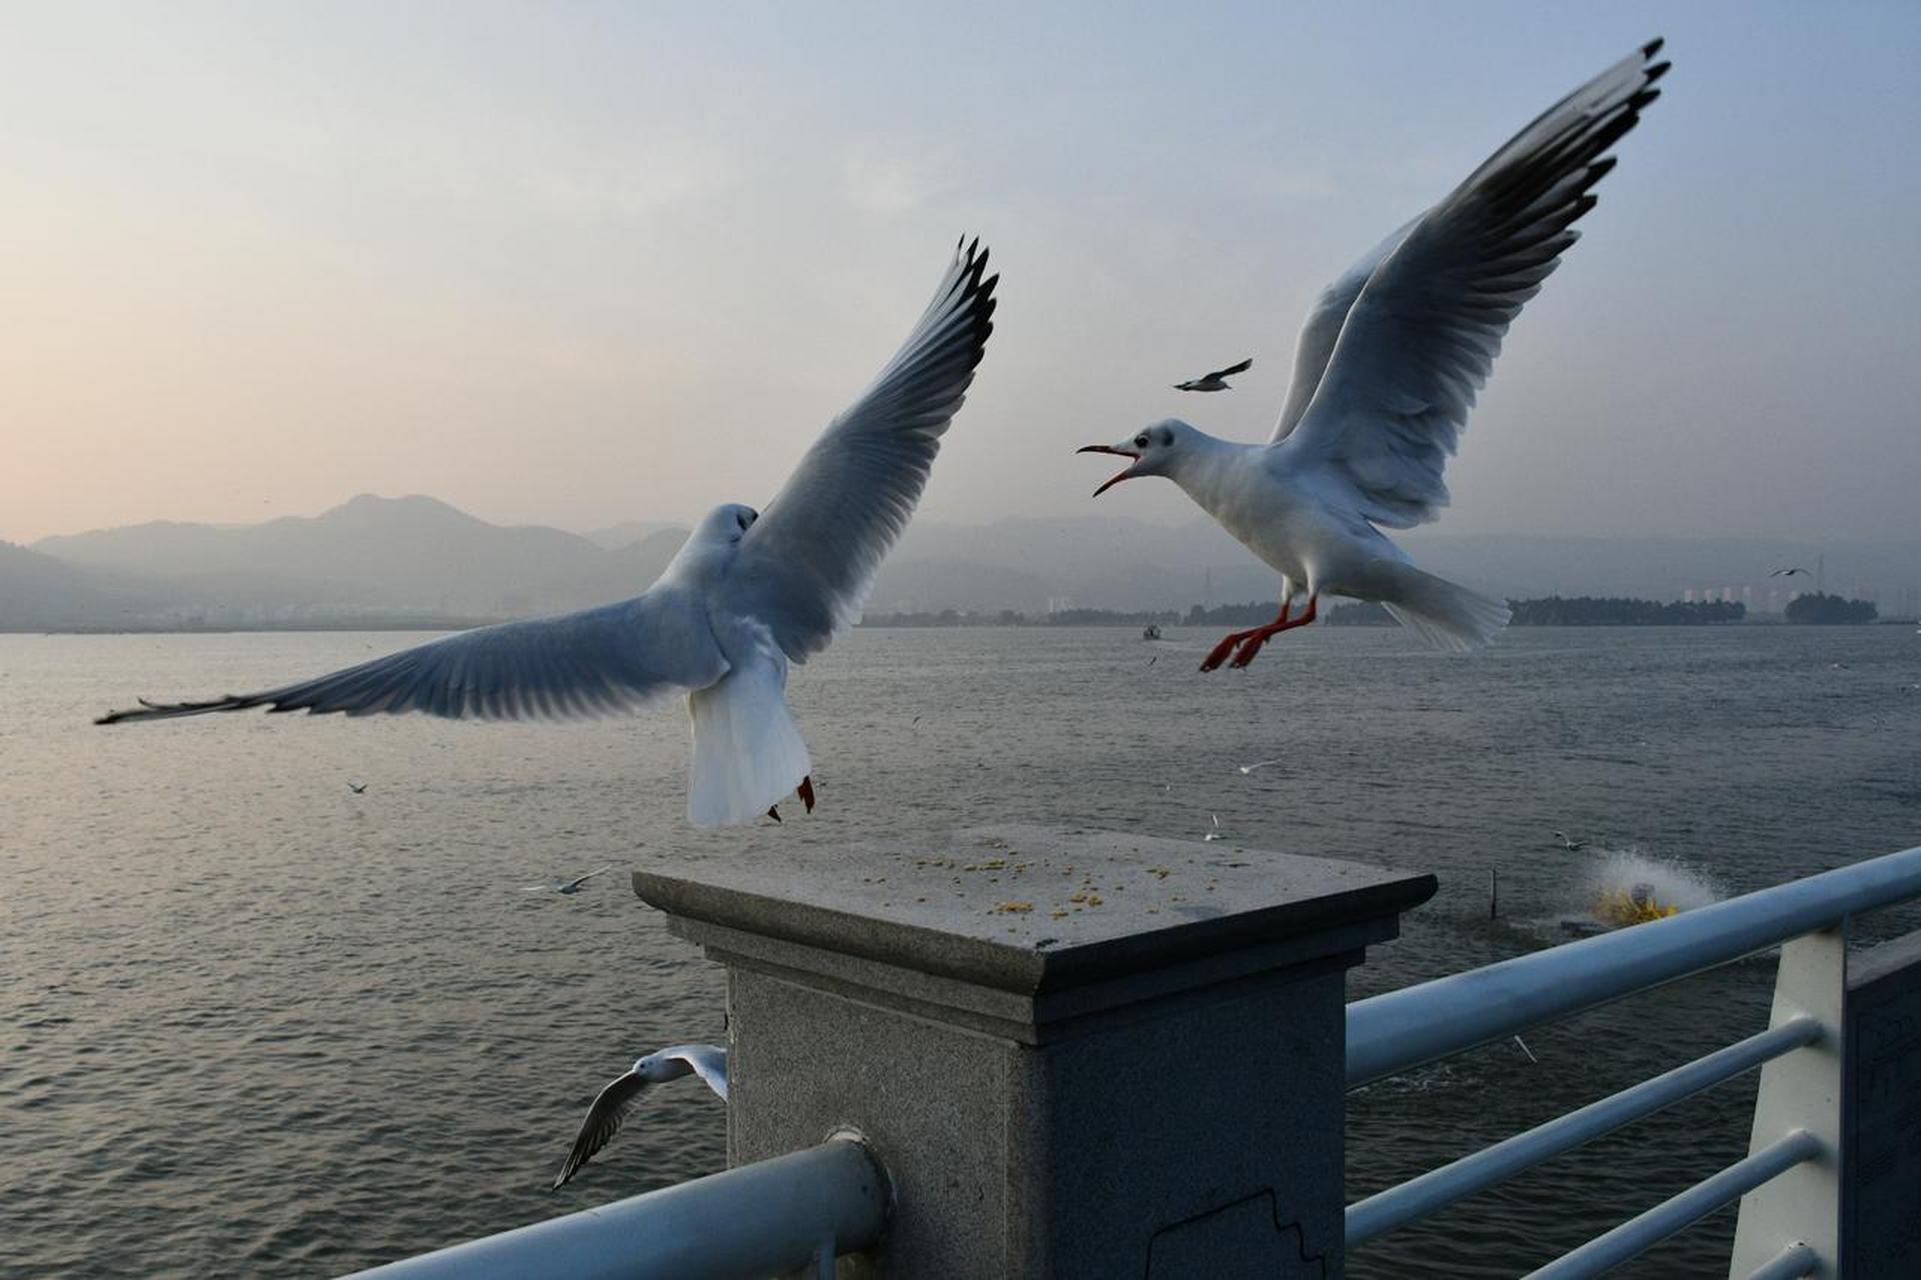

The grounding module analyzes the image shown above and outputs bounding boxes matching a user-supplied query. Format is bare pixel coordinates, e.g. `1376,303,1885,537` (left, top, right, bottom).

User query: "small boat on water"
1592,882,1680,927
1142,624,1162,641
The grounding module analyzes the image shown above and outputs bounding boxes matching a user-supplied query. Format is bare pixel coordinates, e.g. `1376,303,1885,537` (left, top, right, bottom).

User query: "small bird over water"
94,241,998,827
1080,42,1668,670
553,1044,727,1189
1768,567,1810,578
525,866,613,895
1554,830,1589,852
1173,358,1253,393
346,781,367,794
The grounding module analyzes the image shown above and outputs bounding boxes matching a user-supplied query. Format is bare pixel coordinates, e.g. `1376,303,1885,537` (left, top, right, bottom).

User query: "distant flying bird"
1768,567,1810,578
94,241,998,827
1203,813,1226,842
1173,358,1253,393
1080,42,1668,670
553,1044,728,1189
1554,830,1588,852
525,866,614,895
346,781,367,794
1238,758,1283,775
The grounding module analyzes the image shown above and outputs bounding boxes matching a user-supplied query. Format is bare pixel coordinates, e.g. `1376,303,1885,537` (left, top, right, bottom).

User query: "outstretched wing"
721,238,999,661
552,1070,648,1190
1274,40,1668,527
1203,357,1253,382
95,592,727,725
1268,218,1419,443
664,1045,729,1101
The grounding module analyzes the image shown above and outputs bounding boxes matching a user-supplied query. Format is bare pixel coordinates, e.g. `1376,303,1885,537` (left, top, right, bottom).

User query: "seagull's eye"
1133,435,1150,450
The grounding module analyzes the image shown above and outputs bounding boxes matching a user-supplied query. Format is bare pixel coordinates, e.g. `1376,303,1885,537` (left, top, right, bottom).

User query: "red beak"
1077,444,1140,497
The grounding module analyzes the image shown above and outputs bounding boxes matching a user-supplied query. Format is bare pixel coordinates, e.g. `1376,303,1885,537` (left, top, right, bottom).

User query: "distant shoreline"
6,617,1911,636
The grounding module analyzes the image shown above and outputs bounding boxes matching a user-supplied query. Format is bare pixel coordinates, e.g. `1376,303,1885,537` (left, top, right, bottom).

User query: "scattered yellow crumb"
992,901,1034,914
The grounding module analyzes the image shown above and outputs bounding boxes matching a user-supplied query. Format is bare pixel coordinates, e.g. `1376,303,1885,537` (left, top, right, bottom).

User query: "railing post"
634,823,1434,1279
1729,924,1847,1278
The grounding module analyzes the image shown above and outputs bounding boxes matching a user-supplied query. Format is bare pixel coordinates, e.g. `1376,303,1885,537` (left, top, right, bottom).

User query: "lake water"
3,625,1918,1277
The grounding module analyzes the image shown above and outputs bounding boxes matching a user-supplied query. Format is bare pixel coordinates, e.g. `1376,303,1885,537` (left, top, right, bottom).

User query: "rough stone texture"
632,825,1435,1279
1843,929,1921,1278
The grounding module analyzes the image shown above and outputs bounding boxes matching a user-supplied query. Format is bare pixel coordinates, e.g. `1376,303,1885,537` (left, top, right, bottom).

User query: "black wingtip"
1645,60,1671,85
1643,36,1665,59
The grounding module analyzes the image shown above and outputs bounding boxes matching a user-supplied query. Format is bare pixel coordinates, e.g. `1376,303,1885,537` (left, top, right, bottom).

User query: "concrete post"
632,824,1435,1279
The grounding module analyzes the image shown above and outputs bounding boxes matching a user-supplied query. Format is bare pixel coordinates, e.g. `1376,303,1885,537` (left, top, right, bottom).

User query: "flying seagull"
525,866,614,895
1554,830,1588,852
1768,567,1810,577
347,781,367,794
1173,358,1253,393
1080,42,1668,670
95,241,998,826
553,1044,728,1189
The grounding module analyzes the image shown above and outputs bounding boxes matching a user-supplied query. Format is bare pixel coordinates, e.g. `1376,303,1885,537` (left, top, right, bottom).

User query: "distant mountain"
16,494,1919,630
0,541,176,629
579,520,689,551
35,494,668,621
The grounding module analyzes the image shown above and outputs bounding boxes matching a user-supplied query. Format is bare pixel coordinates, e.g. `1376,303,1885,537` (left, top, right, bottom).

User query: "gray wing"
664,1044,729,1101
1203,357,1254,381
552,1070,648,1190
720,238,998,661
95,591,727,724
1274,41,1668,526
1268,218,1419,443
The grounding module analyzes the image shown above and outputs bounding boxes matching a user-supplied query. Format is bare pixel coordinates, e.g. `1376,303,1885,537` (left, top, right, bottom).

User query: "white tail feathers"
685,646,811,827
1381,566,1511,652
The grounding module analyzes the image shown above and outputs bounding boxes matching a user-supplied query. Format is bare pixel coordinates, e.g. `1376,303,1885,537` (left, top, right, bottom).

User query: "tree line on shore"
860,592,1881,628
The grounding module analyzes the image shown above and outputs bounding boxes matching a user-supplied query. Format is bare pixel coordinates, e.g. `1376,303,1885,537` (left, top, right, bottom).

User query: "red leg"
1229,596,1318,669
1200,629,1256,672
797,775,816,813
1201,599,1291,672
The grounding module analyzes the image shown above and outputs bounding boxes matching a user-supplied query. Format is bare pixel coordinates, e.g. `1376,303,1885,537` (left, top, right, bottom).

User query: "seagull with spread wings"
1081,43,1668,670
1173,357,1253,392
552,1044,727,1190
97,240,998,825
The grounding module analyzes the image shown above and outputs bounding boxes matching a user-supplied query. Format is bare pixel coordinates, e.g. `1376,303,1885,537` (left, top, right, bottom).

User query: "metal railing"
341,1134,887,1280
1344,841,1921,1277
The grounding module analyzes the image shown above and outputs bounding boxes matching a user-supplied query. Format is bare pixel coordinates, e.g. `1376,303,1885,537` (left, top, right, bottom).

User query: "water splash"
1578,846,1723,924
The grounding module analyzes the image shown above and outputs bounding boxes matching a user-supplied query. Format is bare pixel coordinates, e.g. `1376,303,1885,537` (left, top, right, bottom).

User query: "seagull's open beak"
1077,444,1140,497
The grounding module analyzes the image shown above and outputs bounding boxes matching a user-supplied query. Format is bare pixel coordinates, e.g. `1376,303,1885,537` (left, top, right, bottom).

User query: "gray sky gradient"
5,1,1918,546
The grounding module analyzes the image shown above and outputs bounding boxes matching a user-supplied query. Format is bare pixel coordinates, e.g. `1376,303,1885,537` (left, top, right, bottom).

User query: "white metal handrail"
1345,842,1921,1277
339,1135,887,1280
1521,1129,1820,1279
1344,1014,1821,1247
1347,842,1921,1086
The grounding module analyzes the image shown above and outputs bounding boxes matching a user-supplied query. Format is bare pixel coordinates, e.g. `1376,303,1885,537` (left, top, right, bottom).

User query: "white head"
631,1051,692,1084
1077,419,1197,496
692,502,759,544
661,503,760,584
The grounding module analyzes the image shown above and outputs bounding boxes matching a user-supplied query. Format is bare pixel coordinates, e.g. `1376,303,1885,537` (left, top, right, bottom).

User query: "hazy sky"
6,2,1919,546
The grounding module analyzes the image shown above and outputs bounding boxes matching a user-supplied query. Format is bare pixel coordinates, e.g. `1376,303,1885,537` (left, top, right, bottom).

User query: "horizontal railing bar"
1344,1014,1821,1247
1746,1240,1817,1280
1347,843,1921,1086
339,1136,887,1280
1521,1129,1820,1280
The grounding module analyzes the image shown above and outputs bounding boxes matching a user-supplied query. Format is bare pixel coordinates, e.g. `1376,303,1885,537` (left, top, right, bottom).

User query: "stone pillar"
633,824,1434,1279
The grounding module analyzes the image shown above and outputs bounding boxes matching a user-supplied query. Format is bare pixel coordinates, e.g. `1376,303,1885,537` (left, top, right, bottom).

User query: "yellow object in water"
1592,882,1680,927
